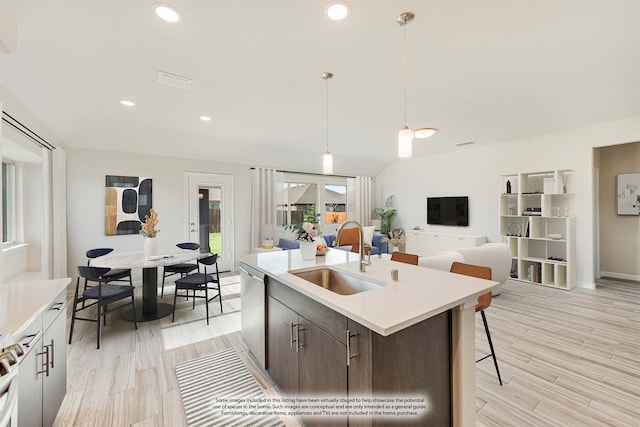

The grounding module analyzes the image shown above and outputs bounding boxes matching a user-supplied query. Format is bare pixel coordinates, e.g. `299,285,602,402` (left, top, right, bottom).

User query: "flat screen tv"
427,196,469,226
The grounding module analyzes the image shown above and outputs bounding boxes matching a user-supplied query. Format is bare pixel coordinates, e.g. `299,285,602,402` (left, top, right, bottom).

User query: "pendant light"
397,12,437,159
322,71,334,174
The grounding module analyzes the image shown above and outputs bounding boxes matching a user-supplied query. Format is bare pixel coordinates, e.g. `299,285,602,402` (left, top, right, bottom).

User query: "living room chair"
171,254,223,325
449,261,503,385
161,242,200,297
390,251,419,265
69,266,137,349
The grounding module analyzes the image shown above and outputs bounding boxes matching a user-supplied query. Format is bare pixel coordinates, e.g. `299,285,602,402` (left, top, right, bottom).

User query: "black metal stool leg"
481,310,502,385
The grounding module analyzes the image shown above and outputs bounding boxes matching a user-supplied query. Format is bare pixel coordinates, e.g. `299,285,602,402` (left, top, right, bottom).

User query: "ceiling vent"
157,71,192,90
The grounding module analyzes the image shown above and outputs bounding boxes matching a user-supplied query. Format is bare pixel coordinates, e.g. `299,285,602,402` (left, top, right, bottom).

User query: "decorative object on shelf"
616,172,640,215
395,11,436,159
507,223,522,237
383,228,406,252
321,71,334,174
562,174,569,193
372,195,397,236
506,180,511,194
548,234,564,240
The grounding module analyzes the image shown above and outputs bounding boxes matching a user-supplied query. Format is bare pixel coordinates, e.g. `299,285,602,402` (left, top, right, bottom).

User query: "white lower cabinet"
18,290,67,426
405,231,486,256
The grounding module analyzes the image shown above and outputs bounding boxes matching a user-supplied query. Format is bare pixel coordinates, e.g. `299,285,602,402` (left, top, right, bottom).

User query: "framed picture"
616,173,640,215
105,175,153,235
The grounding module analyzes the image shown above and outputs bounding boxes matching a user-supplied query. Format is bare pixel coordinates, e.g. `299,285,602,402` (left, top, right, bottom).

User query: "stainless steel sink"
289,267,383,295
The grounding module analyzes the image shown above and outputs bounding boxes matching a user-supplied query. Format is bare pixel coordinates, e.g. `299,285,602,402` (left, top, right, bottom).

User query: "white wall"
66,148,253,281
376,116,640,288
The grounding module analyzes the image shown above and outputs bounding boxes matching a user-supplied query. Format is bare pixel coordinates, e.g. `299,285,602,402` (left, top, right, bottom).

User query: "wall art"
105,175,153,235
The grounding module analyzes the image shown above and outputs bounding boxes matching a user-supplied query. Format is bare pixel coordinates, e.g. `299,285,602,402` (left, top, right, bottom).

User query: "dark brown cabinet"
265,277,451,427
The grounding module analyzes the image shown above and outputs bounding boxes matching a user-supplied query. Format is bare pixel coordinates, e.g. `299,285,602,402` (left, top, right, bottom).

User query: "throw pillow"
362,226,375,246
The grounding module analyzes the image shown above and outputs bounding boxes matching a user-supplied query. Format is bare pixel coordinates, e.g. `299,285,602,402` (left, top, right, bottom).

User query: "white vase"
144,237,157,258
392,246,400,252
299,241,317,260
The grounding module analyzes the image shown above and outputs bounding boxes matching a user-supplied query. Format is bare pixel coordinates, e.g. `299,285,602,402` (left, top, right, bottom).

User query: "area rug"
175,348,285,427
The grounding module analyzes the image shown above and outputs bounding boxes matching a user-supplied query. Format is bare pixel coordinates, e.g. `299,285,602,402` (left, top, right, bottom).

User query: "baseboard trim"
599,271,640,283
577,281,596,289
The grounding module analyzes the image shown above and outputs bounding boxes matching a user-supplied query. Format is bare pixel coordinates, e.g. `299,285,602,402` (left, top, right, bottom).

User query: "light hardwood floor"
55,276,640,426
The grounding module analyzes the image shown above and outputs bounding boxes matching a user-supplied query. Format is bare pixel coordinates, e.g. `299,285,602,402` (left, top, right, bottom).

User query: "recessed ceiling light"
325,1,349,21
200,116,211,122
153,4,181,23
120,100,135,107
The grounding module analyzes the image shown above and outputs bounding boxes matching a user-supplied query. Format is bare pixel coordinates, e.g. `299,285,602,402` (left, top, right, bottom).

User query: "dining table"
90,249,205,322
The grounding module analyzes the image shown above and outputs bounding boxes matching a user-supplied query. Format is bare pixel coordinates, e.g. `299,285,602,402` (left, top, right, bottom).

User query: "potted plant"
285,210,322,260
372,195,397,237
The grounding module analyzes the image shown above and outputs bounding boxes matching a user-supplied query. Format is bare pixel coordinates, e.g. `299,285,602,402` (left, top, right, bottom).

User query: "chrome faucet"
334,220,371,272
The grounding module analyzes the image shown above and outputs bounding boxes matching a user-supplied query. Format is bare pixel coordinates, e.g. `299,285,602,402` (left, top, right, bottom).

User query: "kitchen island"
240,249,499,426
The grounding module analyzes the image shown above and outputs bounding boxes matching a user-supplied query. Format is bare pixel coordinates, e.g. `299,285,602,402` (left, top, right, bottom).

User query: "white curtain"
52,147,67,278
346,176,372,225
250,168,280,251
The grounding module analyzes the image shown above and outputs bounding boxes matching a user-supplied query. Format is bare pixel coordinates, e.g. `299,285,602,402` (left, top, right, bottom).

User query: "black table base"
123,303,174,322
122,266,174,322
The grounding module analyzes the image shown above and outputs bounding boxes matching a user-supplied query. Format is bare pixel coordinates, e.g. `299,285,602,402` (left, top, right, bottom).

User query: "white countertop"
240,249,499,336
0,278,71,336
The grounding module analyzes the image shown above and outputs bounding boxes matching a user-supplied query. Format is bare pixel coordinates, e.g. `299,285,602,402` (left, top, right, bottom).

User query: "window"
325,184,347,225
2,161,16,244
277,175,348,237
279,182,317,227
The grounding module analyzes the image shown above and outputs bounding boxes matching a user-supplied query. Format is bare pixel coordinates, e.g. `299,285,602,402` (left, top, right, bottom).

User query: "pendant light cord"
403,22,407,127
326,75,330,153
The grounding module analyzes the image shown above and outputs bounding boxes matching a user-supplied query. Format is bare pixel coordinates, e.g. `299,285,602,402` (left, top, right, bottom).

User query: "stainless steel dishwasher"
240,262,266,369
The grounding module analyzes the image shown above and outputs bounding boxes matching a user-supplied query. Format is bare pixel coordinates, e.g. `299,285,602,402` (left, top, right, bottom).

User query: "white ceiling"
1,0,638,176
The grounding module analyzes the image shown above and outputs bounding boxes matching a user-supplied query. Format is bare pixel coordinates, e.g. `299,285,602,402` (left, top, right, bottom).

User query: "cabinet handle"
21,331,42,349
296,325,304,352
37,345,50,377
49,339,55,369
50,302,64,311
346,330,357,366
290,322,296,349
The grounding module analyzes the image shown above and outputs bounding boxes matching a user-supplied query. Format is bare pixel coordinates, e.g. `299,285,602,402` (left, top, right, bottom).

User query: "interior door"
186,173,234,272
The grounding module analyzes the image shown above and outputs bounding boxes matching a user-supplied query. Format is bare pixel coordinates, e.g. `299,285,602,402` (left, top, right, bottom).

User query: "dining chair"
171,254,223,325
69,266,137,349
390,251,419,265
449,261,503,385
161,242,200,297
86,248,132,285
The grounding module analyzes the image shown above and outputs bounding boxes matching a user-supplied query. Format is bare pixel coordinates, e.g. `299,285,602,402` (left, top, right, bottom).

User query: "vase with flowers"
285,212,322,260
140,208,160,258
383,228,406,252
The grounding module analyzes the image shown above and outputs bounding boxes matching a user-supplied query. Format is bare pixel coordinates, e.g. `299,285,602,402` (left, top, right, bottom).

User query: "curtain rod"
2,112,55,151
249,167,355,179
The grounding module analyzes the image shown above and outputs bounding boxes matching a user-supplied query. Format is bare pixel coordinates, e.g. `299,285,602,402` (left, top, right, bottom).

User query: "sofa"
417,243,512,296
278,229,388,255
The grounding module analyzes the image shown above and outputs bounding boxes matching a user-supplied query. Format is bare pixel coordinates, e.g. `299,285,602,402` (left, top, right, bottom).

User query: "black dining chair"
171,254,223,325
86,248,132,285
69,266,137,349
161,242,200,297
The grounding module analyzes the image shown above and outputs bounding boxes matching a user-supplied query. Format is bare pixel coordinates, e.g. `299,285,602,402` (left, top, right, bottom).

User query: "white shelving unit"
499,170,576,290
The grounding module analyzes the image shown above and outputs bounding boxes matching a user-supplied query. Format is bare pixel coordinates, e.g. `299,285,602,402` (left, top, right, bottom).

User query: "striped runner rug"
175,348,285,427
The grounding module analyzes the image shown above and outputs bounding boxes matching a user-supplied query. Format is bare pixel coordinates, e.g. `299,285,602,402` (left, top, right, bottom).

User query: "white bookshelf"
499,170,576,290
